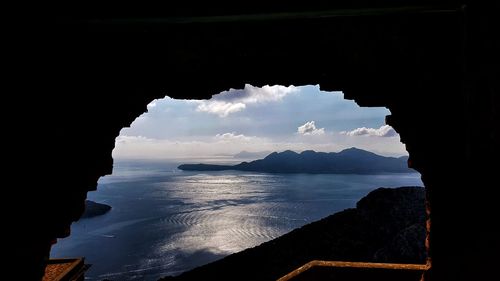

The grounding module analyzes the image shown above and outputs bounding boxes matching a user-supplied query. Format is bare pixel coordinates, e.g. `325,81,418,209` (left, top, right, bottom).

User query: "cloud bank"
196,84,298,117
214,132,256,142
341,125,397,137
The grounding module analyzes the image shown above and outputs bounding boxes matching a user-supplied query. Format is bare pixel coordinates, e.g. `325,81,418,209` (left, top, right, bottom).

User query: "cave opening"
51,84,425,281
12,4,497,281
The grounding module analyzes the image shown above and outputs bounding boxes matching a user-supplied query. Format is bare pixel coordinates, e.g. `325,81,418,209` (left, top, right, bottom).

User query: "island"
161,186,426,281
178,148,413,174
81,200,112,218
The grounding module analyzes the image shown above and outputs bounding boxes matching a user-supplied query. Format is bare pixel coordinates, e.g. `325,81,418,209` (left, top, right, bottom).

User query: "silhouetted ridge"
81,200,111,218
178,148,413,174
176,164,234,171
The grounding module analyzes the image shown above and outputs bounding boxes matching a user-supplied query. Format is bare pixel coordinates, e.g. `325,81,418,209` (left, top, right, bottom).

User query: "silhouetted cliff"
179,148,413,174
160,186,426,281
81,200,111,218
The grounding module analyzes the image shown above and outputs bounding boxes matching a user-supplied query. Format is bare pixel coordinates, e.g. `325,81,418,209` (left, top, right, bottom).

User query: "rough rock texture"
7,2,498,280
160,187,426,281
374,224,427,263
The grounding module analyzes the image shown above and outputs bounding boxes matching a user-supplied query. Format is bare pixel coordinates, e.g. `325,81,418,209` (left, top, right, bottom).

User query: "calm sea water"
51,160,423,281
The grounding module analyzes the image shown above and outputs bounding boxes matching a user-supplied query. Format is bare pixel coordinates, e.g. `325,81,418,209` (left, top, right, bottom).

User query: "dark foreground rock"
81,200,111,218
160,186,426,281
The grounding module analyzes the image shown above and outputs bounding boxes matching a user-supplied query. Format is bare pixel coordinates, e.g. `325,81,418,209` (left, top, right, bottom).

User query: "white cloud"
196,84,298,117
340,125,397,137
214,132,255,142
197,101,246,117
115,135,154,144
297,121,325,136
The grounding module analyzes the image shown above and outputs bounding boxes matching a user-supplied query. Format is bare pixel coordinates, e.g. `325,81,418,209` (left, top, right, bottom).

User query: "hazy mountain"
233,150,272,160
178,148,413,174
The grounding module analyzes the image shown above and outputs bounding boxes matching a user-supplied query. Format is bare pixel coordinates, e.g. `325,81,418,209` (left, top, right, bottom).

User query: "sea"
51,160,423,281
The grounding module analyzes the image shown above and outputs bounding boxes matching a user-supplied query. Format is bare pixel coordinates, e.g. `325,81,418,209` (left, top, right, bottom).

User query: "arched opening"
51,85,425,280
11,4,498,281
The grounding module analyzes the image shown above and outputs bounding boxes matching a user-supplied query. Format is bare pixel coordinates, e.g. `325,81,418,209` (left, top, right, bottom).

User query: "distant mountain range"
178,148,413,174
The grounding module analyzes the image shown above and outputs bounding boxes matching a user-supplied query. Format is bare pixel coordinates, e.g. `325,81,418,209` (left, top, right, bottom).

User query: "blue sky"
113,85,406,160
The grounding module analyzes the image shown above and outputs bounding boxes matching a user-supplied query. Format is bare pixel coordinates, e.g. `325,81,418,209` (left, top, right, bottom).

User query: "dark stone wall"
7,2,498,280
